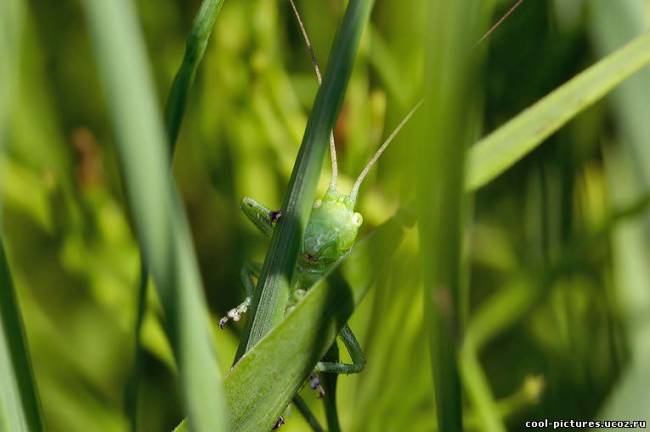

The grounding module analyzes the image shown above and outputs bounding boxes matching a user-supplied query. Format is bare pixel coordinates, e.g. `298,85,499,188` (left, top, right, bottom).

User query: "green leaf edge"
467,31,650,191
81,0,228,430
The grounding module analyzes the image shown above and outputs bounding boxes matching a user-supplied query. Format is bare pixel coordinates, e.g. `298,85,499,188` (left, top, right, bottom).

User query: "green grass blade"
591,1,650,419
0,0,22,199
415,1,483,431
0,1,20,143
125,256,148,432
165,0,226,150
459,278,534,432
0,241,43,432
293,395,325,432
81,1,227,431
237,0,375,356
466,31,650,191
0,0,44,430
600,149,650,421
127,1,226,428
590,0,650,188
321,344,341,432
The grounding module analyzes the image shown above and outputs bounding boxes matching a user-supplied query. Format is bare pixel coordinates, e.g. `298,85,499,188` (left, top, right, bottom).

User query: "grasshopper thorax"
298,189,363,276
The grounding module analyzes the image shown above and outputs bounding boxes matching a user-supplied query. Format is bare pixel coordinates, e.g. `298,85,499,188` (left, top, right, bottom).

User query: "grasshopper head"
300,189,363,273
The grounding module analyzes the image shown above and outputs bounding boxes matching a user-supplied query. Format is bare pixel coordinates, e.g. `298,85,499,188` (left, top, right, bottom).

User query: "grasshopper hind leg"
315,323,366,374
296,324,363,428
303,324,365,399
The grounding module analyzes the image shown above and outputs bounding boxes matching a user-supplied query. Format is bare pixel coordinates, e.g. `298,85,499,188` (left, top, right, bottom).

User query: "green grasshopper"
219,0,420,390
220,0,522,390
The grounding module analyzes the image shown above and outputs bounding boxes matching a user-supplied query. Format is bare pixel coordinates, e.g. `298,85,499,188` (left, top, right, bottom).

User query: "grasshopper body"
237,188,361,309
296,189,362,289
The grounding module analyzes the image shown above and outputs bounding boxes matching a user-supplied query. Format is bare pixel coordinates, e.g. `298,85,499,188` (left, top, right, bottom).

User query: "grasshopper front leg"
219,198,280,328
241,196,281,239
219,262,261,328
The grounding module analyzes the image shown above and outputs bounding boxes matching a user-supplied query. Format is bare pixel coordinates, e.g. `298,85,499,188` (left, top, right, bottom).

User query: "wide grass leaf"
127,0,226,429
81,0,227,430
601,149,650,422
592,1,650,421
415,1,484,431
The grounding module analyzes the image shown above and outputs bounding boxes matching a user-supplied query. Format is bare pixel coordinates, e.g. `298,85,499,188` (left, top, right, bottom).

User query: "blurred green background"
2,0,650,430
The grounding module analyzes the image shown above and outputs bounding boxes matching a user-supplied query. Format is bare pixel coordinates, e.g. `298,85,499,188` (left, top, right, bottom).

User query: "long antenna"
288,0,338,191
288,0,523,204
474,0,524,48
349,100,423,205
349,0,524,205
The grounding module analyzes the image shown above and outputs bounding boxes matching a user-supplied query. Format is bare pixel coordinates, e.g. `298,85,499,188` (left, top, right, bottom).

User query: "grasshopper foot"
219,297,251,329
270,210,282,224
272,416,285,429
309,373,325,398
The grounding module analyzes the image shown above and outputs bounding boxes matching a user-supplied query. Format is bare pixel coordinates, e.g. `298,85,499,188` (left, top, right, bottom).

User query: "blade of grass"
293,395,325,432
590,0,650,188
415,1,483,431
599,149,650,421
126,1,226,429
0,0,23,198
165,0,226,151
0,241,43,432
0,0,44,430
459,278,535,432
591,2,650,420
0,0,22,143
125,256,148,432
237,0,375,356
321,343,341,432
466,31,650,191
82,1,227,431
176,211,409,431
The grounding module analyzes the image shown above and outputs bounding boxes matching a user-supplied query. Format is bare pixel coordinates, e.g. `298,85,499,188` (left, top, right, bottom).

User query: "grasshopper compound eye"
352,212,363,227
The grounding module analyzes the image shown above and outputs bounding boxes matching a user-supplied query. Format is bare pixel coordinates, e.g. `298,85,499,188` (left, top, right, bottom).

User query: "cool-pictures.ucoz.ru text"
525,419,647,429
